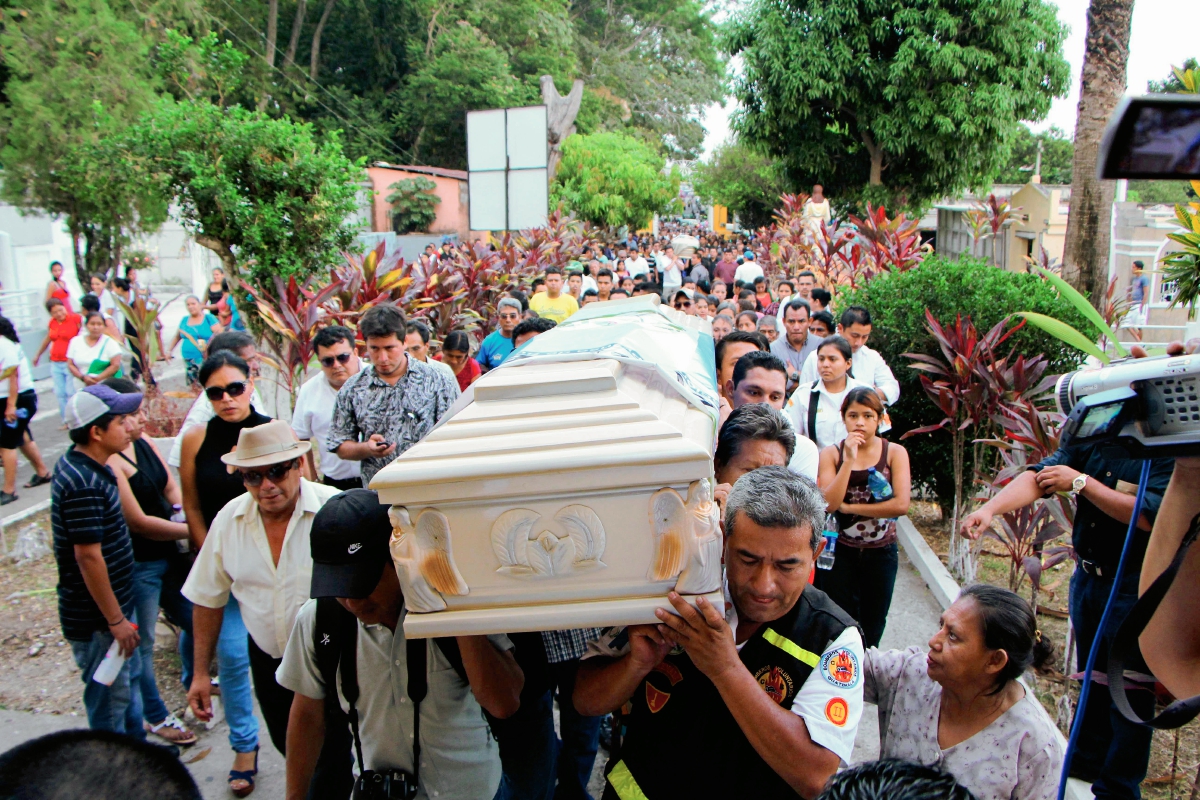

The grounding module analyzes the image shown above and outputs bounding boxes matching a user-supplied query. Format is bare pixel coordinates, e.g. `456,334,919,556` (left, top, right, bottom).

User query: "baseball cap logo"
347,543,362,554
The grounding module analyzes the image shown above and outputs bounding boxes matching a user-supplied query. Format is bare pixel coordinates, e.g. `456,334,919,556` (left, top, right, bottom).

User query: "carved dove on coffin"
649,479,722,595
492,505,607,578
389,506,469,613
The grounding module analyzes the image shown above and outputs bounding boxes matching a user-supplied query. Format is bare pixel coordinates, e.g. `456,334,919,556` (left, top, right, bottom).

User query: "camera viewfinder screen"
1118,104,1200,177
1077,403,1125,440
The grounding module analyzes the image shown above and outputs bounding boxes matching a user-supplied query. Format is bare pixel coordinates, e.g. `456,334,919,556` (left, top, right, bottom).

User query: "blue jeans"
70,629,147,740
131,557,194,725
50,361,77,423
1068,566,1155,798
218,597,259,754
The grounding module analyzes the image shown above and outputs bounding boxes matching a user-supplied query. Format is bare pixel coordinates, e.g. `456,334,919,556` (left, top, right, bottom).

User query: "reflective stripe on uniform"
607,759,649,800
762,628,820,667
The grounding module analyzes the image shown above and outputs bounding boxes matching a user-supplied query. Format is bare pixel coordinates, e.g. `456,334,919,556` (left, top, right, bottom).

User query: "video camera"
1055,90,1200,458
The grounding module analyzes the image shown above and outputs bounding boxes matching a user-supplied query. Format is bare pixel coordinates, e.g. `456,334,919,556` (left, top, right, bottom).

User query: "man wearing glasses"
672,288,697,316
183,420,350,795
292,325,362,492
477,298,522,373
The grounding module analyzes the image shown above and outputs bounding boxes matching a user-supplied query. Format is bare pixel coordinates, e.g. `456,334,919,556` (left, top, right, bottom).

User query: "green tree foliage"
839,256,1089,513
993,125,1074,185
0,0,166,283
1149,58,1199,93
124,98,361,285
570,0,725,159
1126,181,1198,206
691,141,790,230
727,0,1070,212
551,131,680,231
387,177,440,233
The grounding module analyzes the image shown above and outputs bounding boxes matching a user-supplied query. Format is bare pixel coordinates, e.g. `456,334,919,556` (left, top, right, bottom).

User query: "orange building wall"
366,166,469,237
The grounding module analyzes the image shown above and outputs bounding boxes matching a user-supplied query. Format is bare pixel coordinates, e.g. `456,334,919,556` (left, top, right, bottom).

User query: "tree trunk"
264,0,279,68
309,0,337,80
862,131,883,185
1061,0,1134,308
283,0,307,69
194,234,239,278
69,220,88,288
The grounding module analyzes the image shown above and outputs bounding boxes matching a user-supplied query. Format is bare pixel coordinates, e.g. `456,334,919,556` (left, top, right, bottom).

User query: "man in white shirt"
183,421,348,792
575,467,863,799
733,254,765,287
292,325,362,492
168,331,267,468
278,490,523,800
726,351,820,482
625,249,649,279
798,306,900,405
404,320,457,383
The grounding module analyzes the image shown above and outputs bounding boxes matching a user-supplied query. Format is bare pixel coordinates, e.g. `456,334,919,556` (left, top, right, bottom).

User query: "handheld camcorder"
1057,355,1200,457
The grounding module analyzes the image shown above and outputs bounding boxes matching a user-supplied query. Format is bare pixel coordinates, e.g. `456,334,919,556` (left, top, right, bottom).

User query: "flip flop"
229,746,259,798
23,474,51,489
146,713,197,746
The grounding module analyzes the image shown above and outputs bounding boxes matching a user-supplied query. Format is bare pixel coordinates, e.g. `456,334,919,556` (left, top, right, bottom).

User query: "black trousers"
247,635,355,800
323,474,364,492
812,541,898,648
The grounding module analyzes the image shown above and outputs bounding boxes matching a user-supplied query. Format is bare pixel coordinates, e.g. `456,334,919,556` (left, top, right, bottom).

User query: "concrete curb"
894,516,1094,800
1,498,50,530
896,515,960,611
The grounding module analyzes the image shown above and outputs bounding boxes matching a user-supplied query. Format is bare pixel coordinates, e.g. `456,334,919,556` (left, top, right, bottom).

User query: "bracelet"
106,616,125,627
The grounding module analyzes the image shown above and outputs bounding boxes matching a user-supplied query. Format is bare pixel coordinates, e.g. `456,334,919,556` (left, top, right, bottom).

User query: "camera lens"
1055,371,1078,415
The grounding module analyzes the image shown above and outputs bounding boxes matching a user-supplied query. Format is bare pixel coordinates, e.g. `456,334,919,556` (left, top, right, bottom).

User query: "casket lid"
371,298,716,505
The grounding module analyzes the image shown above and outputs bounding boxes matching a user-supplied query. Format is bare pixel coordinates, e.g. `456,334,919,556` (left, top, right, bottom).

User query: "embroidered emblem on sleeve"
825,697,849,726
819,647,860,689
754,665,795,704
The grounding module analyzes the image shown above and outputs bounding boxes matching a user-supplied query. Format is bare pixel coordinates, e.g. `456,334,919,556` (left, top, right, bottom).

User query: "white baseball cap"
64,385,143,431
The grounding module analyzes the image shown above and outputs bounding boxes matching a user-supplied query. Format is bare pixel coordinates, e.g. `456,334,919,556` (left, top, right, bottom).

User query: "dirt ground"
0,510,189,725
911,500,1200,799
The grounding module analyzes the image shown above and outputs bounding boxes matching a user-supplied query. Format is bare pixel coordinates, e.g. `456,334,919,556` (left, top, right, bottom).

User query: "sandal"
145,713,197,746
229,746,259,798
23,474,51,489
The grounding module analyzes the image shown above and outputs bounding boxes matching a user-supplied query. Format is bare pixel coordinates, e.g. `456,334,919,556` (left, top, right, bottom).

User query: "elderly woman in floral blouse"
864,584,1064,800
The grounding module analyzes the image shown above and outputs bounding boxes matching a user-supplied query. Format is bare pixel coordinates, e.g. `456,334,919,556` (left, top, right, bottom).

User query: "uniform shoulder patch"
819,647,860,689
825,697,849,727
754,665,795,705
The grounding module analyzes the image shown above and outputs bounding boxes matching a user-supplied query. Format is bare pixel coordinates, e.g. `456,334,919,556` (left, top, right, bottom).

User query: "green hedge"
838,255,1091,512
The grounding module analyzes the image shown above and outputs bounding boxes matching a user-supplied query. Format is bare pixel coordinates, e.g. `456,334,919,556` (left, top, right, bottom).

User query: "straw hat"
220,420,312,469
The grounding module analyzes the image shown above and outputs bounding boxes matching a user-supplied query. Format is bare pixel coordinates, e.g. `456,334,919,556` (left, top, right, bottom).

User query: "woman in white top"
864,584,1064,800
65,312,123,387
0,316,52,502
784,335,866,449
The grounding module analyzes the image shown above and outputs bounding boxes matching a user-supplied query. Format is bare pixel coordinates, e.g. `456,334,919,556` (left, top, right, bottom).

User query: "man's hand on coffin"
656,592,738,681
628,624,673,671
718,396,733,430
714,483,732,512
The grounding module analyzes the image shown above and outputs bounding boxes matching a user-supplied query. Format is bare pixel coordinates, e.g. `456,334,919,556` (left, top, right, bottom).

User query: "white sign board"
467,105,549,231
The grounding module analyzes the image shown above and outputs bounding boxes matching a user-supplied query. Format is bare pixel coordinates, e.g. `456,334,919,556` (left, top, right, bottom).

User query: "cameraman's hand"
1035,465,1082,495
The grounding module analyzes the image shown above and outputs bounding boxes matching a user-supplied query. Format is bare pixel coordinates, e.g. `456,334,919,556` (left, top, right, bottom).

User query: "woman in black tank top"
815,386,911,648
105,378,197,745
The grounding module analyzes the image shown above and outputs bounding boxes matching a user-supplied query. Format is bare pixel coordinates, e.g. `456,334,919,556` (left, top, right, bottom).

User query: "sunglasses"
205,381,249,402
320,352,353,368
674,300,693,309
239,459,298,486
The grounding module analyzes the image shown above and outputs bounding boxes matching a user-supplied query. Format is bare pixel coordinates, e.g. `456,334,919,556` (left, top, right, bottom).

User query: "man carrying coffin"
574,466,863,800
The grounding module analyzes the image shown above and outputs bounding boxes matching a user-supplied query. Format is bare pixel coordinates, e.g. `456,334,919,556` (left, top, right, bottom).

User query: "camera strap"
807,386,820,446
1107,511,1200,728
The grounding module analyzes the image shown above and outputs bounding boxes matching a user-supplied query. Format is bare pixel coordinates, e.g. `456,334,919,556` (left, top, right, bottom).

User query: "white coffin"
371,297,723,638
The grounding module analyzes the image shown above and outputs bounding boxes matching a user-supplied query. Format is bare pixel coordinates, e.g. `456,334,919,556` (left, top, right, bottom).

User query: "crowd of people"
31,226,1168,800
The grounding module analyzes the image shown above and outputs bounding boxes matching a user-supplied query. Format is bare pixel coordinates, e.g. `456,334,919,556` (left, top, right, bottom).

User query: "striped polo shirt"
51,448,135,642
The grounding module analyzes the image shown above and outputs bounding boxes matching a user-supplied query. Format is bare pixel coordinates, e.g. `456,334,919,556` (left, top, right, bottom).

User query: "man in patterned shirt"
326,305,459,486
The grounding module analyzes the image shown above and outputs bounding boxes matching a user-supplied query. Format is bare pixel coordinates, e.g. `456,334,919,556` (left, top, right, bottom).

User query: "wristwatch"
1070,474,1088,497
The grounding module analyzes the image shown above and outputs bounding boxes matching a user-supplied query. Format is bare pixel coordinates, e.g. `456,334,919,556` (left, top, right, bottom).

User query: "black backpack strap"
432,636,468,684
406,638,427,786
1108,512,1200,728
315,598,364,772
807,386,821,446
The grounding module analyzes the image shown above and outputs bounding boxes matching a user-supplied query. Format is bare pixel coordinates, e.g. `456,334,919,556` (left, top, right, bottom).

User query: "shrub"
838,255,1090,515
387,177,441,234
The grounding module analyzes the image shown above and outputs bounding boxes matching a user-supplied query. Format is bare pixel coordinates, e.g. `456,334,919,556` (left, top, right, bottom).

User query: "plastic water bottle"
816,514,838,570
169,505,186,523
3,407,29,429
866,468,894,500
92,623,138,686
